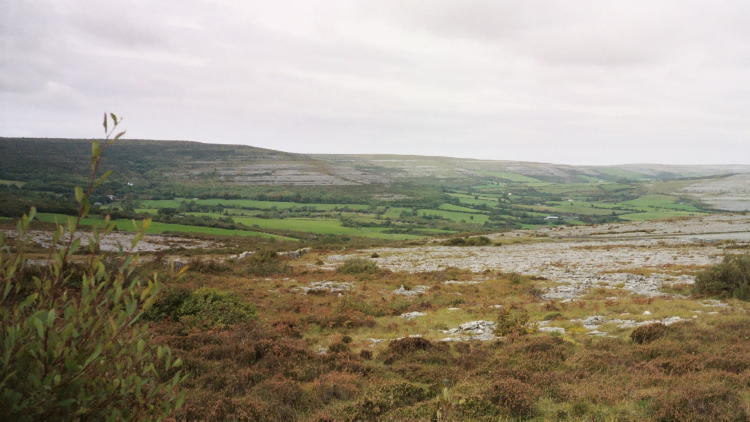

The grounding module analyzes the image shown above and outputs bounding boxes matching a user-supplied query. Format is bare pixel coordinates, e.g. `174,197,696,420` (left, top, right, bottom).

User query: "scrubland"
138,223,750,421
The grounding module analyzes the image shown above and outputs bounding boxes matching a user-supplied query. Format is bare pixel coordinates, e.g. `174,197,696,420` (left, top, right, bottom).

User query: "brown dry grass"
136,256,750,421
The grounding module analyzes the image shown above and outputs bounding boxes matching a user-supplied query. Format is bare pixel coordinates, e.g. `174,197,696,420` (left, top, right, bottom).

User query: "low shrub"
311,372,361,404
486,377,537,418
311,307,375,329
147,287,256,328
443,237,466,246
337,257,379,274
631,323,670,344
442,236,491,246
693,254,750,299
179,288,257,328
346,382,430,420
144,287,192,322
245,249,289,276
328,342,350,353
465,236,492,246
543,312,563,321
188,258,230,273
649,377,747,422
387,337,434,356
495,307,533,337
507,272,525,284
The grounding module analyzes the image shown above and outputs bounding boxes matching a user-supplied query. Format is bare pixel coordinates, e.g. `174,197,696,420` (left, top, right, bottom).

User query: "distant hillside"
2,137,749,189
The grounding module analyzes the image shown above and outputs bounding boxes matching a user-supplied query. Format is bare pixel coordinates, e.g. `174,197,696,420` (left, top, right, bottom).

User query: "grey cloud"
1,0,749,164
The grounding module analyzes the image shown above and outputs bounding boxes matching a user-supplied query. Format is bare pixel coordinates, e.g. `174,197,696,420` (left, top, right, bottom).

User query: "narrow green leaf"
74,186,84,203
33,318,44,338
91,141,101,158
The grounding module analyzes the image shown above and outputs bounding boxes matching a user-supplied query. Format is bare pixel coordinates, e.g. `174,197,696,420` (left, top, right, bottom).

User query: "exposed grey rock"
393,285,429,296
443,280,482,286
538,326,565,334
581,315,607,330
441,320,496,341
232,250,255,260
701,299,729,308
400,311,427,320
279,247,312,258
300,281,353,294
577,315,686,331
321,215,750,300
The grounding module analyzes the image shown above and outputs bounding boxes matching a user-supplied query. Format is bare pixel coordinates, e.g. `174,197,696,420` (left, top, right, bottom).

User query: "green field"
524,202,621,216
447,193,501,207
621,194,702,212
230,216,423,239
140,198,370,211
418,209,489,223
438,203,486,213
35,213,294,240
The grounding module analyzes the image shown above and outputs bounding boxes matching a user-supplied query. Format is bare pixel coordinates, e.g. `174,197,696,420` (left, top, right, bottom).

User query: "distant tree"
158,207,179,217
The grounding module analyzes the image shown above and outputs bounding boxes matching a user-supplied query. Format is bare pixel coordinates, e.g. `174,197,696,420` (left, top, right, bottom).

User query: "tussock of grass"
336,257,380,274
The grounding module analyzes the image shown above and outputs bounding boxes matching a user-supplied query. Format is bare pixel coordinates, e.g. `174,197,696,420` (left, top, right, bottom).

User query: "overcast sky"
1,1,749,165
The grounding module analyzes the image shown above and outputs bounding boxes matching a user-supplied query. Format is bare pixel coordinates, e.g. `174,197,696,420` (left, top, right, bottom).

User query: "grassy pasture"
35,212,292,239
447,193,500,207
140,198,370,211
438,203,485,213
622,194,702,212
229,216,423,240
417,209,489,223
0,179,25,187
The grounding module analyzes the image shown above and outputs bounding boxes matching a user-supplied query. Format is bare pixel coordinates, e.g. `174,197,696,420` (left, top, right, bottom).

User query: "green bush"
245,249,288,276
336,257,379,274
694,254,750,300
143,287,192,322
0,114,185,421
148,287,256,328
442,236,491,246
465,236,492,246
443,237,466,246
180,288,256,328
